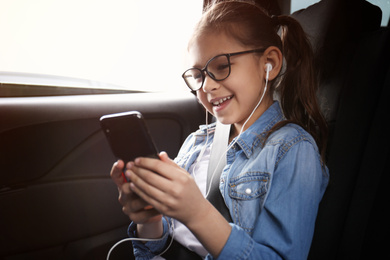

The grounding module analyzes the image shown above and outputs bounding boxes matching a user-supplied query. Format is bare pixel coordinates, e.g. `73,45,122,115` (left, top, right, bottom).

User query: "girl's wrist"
184,199,214,230
137,219,164,239
184,200,231,258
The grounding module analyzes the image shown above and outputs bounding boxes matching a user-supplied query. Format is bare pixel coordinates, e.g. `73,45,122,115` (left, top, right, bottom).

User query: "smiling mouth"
211,95,234,106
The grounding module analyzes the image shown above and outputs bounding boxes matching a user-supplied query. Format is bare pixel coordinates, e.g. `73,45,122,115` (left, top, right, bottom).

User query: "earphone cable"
204,74,269,198
106,216,175,260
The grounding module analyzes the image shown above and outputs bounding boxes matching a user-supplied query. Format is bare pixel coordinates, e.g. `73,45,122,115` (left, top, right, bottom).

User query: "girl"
110,1,329,259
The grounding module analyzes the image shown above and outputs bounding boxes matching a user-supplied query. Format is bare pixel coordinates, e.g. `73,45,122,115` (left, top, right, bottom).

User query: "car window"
366,0,390,26
0,0,202,93
291,0,389,27
291,0,320,13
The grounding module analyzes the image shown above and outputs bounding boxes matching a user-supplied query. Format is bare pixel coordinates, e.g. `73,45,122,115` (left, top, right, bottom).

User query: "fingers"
159,151,178,167
129,153,189,198
111,152,175,190
123,153,200,222
128,154,205,224
119,184,143,210
127,198,162,224
127,154,196,216
118,178,162,224
134,153,185,181
111,160,163,225
128,180,168,214
110,160,125,187
127,206,162,224
126,165,169,207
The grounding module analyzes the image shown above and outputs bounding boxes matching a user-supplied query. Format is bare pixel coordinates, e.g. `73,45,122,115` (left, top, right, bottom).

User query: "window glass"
0,0,202,92
290,0,320,13
291,0,389,27
366,0,390,26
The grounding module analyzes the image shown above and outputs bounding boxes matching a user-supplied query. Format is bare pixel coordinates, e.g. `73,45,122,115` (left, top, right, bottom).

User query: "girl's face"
188,32,274,133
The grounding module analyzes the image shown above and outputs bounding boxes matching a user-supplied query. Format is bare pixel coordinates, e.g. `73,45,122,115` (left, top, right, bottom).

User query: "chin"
215,116,234,125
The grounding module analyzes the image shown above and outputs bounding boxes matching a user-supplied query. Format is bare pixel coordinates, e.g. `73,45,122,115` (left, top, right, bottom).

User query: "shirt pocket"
228,172,270,234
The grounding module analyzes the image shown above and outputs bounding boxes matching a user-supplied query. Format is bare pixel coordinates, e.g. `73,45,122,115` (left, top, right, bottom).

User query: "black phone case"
100,111,159,163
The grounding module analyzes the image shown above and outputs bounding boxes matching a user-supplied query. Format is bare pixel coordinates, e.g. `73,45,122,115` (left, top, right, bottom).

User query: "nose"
202,74,219,93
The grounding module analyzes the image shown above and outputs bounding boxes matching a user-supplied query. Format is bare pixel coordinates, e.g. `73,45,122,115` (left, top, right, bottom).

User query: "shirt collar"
196,122,216,136
234,101,285,158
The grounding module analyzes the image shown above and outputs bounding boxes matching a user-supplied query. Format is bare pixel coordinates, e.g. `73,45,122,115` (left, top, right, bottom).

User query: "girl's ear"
263,46,283,81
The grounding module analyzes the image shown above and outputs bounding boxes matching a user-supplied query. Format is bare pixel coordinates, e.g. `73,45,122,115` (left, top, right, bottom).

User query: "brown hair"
193,1,328,162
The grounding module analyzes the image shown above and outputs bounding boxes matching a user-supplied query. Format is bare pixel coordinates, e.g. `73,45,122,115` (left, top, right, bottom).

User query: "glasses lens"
207,55,230,81
183,68,203,91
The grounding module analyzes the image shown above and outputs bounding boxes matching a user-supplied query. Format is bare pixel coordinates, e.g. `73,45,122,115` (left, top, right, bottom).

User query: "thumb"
110,160,126,187
158,151,179,167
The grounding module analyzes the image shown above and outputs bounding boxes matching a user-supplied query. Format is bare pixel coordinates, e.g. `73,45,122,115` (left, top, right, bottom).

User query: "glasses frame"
182,48,266,91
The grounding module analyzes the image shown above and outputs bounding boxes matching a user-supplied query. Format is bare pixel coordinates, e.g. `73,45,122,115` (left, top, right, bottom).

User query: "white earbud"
265,63,272,81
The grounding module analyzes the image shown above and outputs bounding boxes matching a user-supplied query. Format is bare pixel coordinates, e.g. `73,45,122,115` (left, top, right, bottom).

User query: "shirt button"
245,188,252,194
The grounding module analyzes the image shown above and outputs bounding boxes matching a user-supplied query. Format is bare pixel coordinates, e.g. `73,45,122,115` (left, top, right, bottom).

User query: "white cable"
107,75,269,259
108,112,210,259
204,76,269,198
106,216,175,260
192,110,210,184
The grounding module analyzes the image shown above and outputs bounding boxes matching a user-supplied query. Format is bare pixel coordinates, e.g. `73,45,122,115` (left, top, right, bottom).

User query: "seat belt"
206,121,232,222
161,121,232,260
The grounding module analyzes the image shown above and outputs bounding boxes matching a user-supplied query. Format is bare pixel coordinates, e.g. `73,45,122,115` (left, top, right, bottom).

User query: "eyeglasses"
182,48,266,91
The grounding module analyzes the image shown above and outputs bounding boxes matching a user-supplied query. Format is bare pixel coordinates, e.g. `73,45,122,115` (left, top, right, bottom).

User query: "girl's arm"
211,140,328,259
126,152,232,258
128,140,328,259
183,199,232,257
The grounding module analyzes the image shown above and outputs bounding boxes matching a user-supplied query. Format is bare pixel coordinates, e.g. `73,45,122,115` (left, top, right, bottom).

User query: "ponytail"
270,15,328,163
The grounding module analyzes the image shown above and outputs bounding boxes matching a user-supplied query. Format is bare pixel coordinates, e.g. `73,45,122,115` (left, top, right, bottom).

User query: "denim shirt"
129,101,329,259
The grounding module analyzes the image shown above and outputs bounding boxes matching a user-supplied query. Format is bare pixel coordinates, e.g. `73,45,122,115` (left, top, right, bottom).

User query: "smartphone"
100,111,159,167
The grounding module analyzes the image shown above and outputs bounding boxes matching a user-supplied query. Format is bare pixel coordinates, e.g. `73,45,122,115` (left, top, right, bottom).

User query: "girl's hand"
126,152,210,227
110,160,162,224
127,152,232,257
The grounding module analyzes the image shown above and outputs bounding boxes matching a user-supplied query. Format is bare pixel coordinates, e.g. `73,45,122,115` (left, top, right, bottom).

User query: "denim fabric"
130,101,329,259
128,218,169,259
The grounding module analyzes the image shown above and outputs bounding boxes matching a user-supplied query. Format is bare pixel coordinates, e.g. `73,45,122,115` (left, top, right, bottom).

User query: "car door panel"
0,92,204,259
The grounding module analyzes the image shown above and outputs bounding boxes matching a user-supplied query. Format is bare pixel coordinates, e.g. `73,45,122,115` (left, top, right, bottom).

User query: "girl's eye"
217,64,229,71
207,55,230,79
210,63,229,79
194,72,202,80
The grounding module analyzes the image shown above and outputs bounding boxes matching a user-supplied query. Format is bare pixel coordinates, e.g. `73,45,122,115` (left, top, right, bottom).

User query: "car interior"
1,0,389,259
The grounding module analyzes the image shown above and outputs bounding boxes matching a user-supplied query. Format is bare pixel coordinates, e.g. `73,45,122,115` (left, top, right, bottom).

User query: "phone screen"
100,111,159,164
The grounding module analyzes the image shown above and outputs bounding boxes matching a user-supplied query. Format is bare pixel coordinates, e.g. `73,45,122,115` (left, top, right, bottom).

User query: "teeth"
213,96,231,106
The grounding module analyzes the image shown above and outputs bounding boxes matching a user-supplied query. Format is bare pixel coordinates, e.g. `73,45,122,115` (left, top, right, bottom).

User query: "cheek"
196,91,212,112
